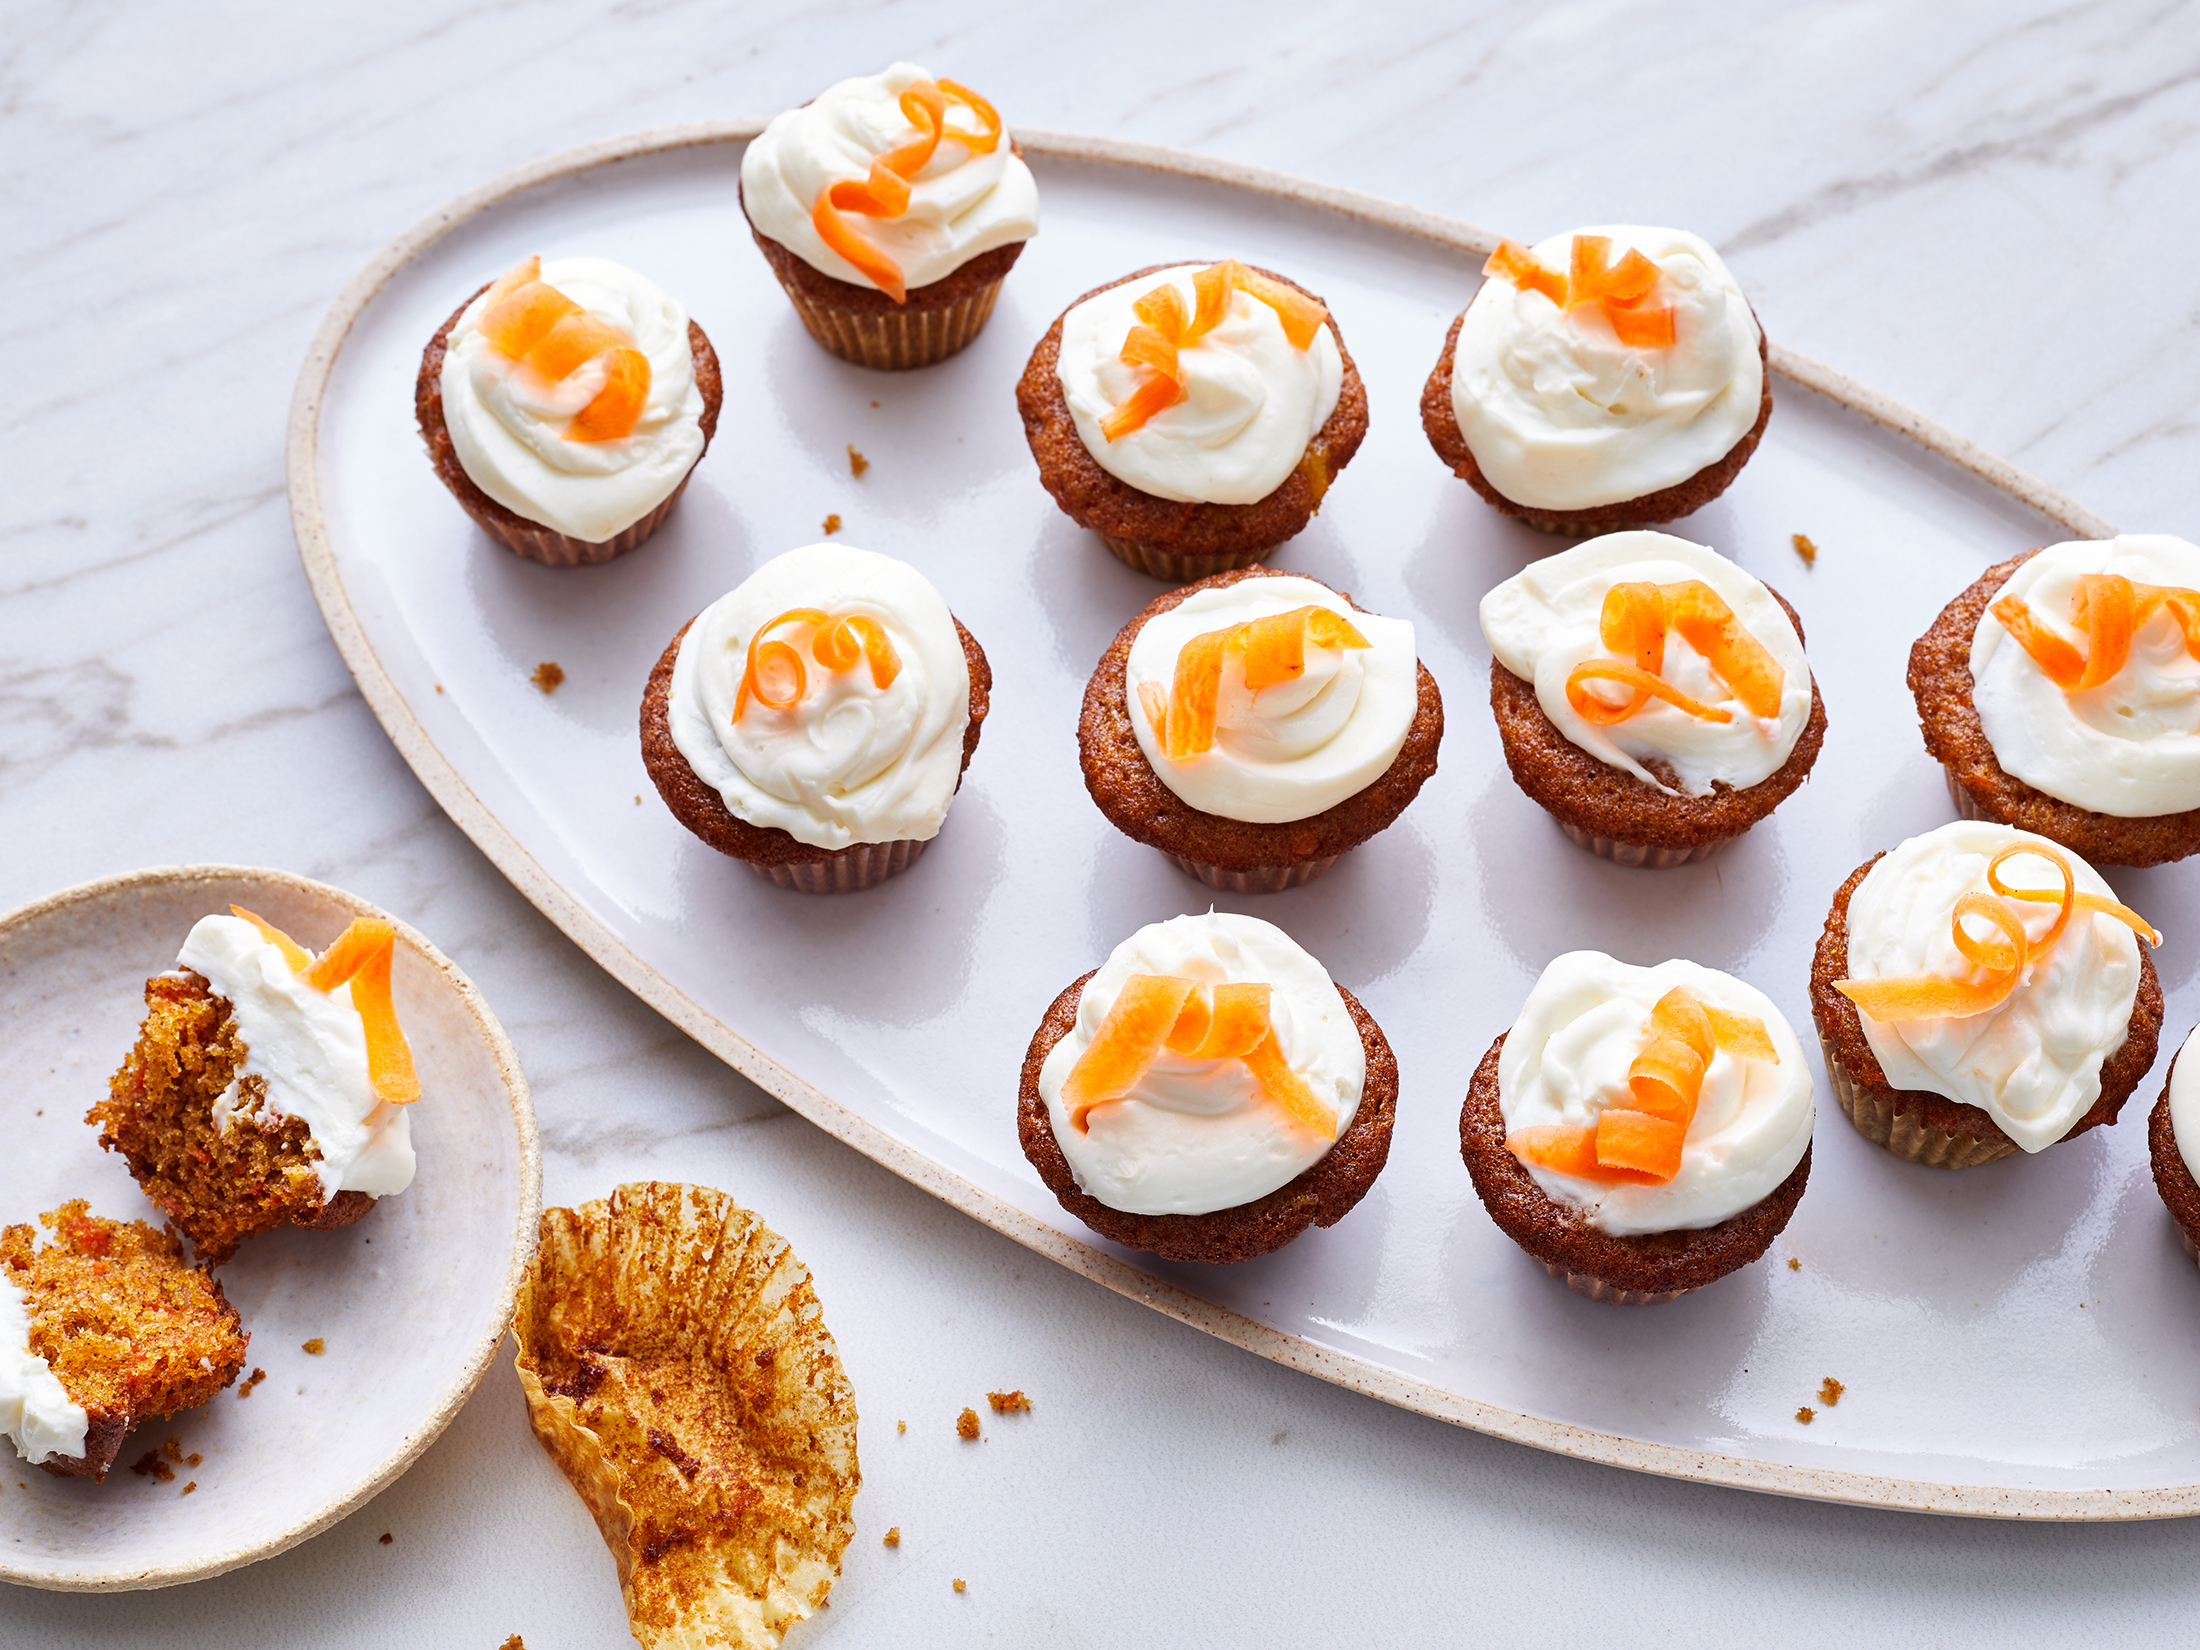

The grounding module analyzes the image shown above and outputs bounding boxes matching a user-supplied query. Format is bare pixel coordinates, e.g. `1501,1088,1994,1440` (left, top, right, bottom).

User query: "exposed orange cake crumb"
847,445,869,478
1787,1257,1801,1270
1818,1376,1845,1408
1791,533,1818,566
1795,1406,1815,1425
955,1407,980,1439
882,1526,900,1547
952,1578,966,1593
986,1390,1030,1414
532,661,565,693
238,1367,266,1399
302,1339,325,1355
822,514,842,535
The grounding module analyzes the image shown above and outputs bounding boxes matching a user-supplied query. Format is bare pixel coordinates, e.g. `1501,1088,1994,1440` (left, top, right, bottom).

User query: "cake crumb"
238,1367,266,1399
955,1407,980,1440
1818,1377,1845,1408
1792,533,1818,566
130,1451,175,1482
187,1453,202,1467
952,1578,966,1593
180,1481,196,1496
501,1638,526,1650
380,1532,393,1544
897,1420,906,1434
302,1338,326,1355
882,1526,900,1547
822,513,842,535
1787,1257,1801,1271
531,662,565,695
435,684,444,694
162,1437,184,1464
987,1390,1030,1414
848,445,869,478
1795,1406,1816,1425
870,400,879,408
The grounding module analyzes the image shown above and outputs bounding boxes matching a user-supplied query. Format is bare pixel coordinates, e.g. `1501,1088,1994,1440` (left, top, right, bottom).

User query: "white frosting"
1056,265,1344,505
1450,225,1763,511
2169,1025,2200,1184
1479,530,1811,795
668,544,972,851
1037,913,1366,1217
739,62,1039,292
1971,534,2200,817
178,915,418,1201
1124,576,1418,824
0,1273,86,1467
1497,951,1812,1236
439,255,705,543
1844,821,2142,1152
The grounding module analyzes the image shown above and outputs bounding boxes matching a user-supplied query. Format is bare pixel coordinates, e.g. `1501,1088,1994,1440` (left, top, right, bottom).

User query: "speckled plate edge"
0,865,543,1590
284,121,2175,1522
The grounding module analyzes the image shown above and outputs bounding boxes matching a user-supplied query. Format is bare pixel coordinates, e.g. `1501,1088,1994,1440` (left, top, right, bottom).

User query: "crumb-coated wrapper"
1460,1034,1810,1302
1488,583,1825,864
1016,264,1370,579
1808,854,2163,1168
1018,969,1397,1263
640,614,991,894
1422,309,1772,537
1911,551,2200,867
1078,567,1442,888
416,286,724,567
512,1182,859,1650
2148,1054,2200,1261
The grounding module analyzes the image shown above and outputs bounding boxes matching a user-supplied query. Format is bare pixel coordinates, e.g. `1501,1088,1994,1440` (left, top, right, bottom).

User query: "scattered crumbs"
180,1482,197,1496
131,1451,175,1482
986,1390,1030,1414
1795,1406,1816,1425
847,445,869,478
1791,532,1818,566
302,1338,326,1356
531,661,565,695
955,1407,980,1440
952,1579,966,1594
34,1110,41,1117
896,1420,906,1434
434,684,444,694
1787,1257,1801,1271
1818,1377,1845,1408
869,400,879,408
186,1453,202,1468
380,1532,393,1545
634,795,642,804
822,513,842,535
501,1638,526,1650
238,1367,267,1399
162,1437,184,1464
882,1526,900,1547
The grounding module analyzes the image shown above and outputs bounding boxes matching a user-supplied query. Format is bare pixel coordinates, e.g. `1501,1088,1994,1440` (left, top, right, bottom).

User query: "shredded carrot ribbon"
732,608,902,722
474,254,652,442
1099,261,1330,441
1562,579,1785,727
1834,843,2159,1023
809,76,1001,305
226,906,420,1107
1134,604,1371,761
1990,572,2200,693
1059,973,1337,1140
1506,987,1777,1187
1483,233,1676,350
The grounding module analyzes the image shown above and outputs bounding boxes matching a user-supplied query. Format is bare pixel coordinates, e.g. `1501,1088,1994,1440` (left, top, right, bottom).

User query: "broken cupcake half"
89,906,422,1265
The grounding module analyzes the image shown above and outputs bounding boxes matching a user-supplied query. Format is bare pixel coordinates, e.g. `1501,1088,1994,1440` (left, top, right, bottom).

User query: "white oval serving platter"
0,866,540,1589
288,122,2200,1519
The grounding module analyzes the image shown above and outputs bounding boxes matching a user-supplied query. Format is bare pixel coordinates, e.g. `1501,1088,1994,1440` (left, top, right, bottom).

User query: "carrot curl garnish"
1138,605,1371,761
1990,572,2200,694
1059,973,1338,1140
1563,579,1785,727
1835,843,2159,1024
810,77,1002,305
1099,261,1329,441
474,255,652,442
231,914,422,1108
732,608,902,722
1483,234,1677,352
229,905,311,972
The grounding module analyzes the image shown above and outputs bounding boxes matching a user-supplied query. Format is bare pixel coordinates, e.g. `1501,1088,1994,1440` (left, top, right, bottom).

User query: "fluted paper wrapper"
778,277,1004,370
1098,534,1280,583
1163,849,1341,894
742,837,929,894
1815,1027,2018,1169
1943,764,1991,822
459,473,694,568
1540,1259,1698,1307
1557,819,1729,870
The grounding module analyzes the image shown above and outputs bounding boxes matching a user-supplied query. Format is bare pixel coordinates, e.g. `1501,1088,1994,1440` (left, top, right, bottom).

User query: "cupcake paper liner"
1814,1027,2018,1170
1540,1260,1698,1307
2181,1224,2199,1263
740,837,929,895
1941,764,1996,824
776,277,1004,371
1162,850,1341,894
458,473,695,568
1556,819,1729,870
1097,535,1280,583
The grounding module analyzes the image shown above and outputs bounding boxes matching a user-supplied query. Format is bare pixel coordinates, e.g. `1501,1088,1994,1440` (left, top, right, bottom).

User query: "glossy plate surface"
291,123,2200,1517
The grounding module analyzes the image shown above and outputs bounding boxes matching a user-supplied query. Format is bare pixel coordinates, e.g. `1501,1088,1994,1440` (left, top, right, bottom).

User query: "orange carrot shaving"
303,918,399,994
481,255,542,313
1241,1032,1339,1140
1566,236,1663,309
1565,662,1733,725
1606,303,1678,350
1991,573,2200,694
1503,1124,1605,1180
809,76,1000,305
1702,1005,1780,1063
1484,241,1567,308
479,281,580,359
564,346,651,443
344,934,421,1106
1142,605,1371,759
733,608,903,721
810,613,902,690
1562,579,1785,727
1099,261,1330,439
471,260,652,443
1482,234,1677,352
1593,1109,1686,1182
524,313,631,381
228,905,311,972
935,78,1002,154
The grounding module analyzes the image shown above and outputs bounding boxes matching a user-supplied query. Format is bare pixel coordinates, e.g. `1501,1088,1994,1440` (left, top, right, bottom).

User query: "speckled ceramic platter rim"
0,865,542,1590
284,121,2168,1522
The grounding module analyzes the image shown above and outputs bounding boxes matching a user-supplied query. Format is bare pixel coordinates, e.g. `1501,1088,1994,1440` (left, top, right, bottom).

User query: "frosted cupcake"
740,63,1038,369
417,254,721,566
1018,260,1369,580
1078,567,1441,892
1018,912,1397,1263
1911,534,2200,865
1423,227,1770,534
1810,821,2163,1169
2149,1032,2200,1260
1480,530,1824,867
1461,953,1812,1305
642,543,990,893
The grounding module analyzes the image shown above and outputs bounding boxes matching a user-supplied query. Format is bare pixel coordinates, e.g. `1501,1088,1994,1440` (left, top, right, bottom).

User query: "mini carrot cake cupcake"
1480,530,1824,867
417,253,722,566
3,1200,248,1479
90,908,421,1264
1461,952,1812,1305
1018,912,1397,1263
642,543,990,893
740,63,1037,369
1911,534,2200,866
1810,821,2163,1169
2149,1032,2200,1260
1078,567,1440,892
1017,260,1369,581
1423,227,1770,534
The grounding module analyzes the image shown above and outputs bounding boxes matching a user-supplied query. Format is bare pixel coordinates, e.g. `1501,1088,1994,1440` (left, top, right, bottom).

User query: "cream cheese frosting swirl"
1971,534,2200,817
1844,821,2141,1152
2168,1024,2200,1184
440,255,705,543
1125,575,1418,823
1452,225,1762,511
740,62,1039,292
177,915,417,1202
1479,530,1811,795
0,1275,86,1467
668,544,971,851
1057,265,1344,505
1039,912,1365,1217
1499,951,1812,1235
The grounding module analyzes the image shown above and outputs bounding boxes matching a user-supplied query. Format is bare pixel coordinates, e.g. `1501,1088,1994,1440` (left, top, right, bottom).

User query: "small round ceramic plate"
0,866,540,1591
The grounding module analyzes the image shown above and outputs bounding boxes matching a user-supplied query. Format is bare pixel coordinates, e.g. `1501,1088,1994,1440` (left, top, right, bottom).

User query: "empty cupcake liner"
1556,819,1729,870
1540,1260,1698,1307
740,837,929,894
1815,1028,2018,1169
777,277,1004,371
1162,851,1341,894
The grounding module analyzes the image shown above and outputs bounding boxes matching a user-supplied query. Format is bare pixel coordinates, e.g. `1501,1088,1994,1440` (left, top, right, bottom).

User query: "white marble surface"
5,2,2199,1643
